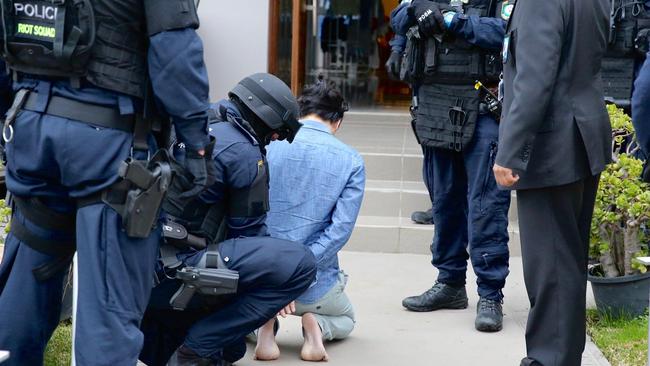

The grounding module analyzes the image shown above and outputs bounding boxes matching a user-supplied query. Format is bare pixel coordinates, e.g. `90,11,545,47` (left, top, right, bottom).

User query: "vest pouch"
401,27,424,84
2,0,96,78
425,47,484,84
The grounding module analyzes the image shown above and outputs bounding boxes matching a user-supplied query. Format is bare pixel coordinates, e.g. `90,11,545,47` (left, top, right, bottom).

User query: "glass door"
302,0,410,108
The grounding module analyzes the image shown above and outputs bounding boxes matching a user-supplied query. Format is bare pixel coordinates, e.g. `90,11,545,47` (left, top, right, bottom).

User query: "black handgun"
475,81,502,121
170,267,239,311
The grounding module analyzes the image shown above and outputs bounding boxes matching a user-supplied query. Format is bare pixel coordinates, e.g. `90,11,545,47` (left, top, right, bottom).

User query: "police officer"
393,0,512,332
603,0,650,110
139,74,316,366
387,0,437,226
0,1,215,365
630,2,650,182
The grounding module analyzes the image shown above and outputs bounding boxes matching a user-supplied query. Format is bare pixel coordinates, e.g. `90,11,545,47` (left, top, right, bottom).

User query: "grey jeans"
294,272,356,341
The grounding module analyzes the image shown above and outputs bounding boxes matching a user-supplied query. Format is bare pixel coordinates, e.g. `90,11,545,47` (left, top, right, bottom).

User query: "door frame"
268,0,306,95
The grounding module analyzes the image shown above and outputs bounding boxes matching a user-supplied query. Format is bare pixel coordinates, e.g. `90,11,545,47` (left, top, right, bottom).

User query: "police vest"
409,0,507,151
402,0,504,86
602,0,650,106
175,121,270,246
1,0,148,98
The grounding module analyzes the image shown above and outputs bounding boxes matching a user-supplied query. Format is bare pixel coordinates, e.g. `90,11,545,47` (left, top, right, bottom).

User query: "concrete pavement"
0,247,614,366
236,251,610,366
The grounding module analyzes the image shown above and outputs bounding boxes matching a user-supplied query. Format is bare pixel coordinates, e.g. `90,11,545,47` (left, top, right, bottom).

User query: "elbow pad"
144,0,200,36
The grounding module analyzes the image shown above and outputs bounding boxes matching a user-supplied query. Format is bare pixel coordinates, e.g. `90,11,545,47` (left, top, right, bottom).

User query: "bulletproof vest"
1,0,148,98
602,0,650,105
407,0,504,151
177,121,270,245
402,0,502,86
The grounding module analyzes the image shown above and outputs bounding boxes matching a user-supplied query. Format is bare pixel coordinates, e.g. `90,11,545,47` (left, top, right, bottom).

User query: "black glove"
385,51,402,80
163,137,216,217
408,0,453,38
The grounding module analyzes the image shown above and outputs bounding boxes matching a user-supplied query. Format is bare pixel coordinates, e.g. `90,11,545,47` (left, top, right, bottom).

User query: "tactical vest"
1,0,148,98
407,0,505,151
402,0,503,86
602,0,650,106
175,121,270,246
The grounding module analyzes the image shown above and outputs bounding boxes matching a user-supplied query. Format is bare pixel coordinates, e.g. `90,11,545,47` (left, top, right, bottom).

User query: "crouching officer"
139,74,316,366
0,0,215,365
395,0,512,332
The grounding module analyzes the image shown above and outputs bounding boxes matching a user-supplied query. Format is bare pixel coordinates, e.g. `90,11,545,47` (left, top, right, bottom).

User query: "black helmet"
229,73,301,142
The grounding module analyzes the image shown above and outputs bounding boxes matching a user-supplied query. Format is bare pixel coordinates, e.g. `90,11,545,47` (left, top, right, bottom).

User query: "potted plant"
588,105,650,318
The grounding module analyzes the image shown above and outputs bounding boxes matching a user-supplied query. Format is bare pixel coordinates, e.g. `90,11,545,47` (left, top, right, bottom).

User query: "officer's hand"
493,164,519,187
385,51,402,80
183,144,216,197
278,301,296,318
408,0,446,37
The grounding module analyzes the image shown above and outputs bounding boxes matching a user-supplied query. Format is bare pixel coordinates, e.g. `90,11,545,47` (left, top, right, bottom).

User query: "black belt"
22,92,135,133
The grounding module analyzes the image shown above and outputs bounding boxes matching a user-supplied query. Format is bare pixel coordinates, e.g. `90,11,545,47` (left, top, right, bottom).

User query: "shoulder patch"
501,1,514,20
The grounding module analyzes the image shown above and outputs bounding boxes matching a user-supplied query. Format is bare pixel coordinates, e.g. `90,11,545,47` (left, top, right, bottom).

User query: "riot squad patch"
16,23,55,39
12,1,58,41
501,1,514,20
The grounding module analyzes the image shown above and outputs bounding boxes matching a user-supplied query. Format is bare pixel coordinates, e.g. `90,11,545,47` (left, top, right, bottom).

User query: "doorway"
269,0,411,109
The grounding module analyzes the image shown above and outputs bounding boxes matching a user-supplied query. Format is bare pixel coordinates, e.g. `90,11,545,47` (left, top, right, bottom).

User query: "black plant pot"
588,268,650,318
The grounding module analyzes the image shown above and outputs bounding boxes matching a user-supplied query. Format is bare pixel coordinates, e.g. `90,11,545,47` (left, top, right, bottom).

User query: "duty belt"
22,92,136,133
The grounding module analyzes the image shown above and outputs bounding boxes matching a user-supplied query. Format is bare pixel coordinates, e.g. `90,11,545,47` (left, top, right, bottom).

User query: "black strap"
23,92,135,133
32,253,74,282
53,2,67,60
13,196,75,232
11,218,75,257
205,243,225,269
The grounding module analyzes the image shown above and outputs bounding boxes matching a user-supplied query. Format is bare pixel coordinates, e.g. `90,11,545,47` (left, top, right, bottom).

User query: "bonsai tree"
590,105,650,278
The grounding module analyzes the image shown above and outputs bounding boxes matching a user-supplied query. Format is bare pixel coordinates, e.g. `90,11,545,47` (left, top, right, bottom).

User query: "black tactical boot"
410,208,433,225
475,297,503,332
167,345,232,366
402,282,468,312
520,357,542,366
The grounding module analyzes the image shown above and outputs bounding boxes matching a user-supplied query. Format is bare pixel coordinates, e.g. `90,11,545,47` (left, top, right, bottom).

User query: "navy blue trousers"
0,110,160,366
424,115,511,300
140,236,317,365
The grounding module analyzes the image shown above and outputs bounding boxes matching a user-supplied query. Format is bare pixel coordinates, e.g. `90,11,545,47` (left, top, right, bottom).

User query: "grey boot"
402,282,468,312
475,297,503,332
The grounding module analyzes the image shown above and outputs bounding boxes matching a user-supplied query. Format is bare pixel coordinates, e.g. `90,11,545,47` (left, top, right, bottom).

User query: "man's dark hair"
298,76,349,123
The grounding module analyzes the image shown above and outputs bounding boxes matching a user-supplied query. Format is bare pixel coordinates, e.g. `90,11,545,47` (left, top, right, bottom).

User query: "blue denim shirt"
266,120,365,304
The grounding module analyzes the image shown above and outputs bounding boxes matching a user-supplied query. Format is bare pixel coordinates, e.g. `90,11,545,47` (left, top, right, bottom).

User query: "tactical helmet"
229,73,301,142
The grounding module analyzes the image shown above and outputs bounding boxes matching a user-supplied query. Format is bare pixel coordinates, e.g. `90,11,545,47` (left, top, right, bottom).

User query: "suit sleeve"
148,29,211,151
495,0,565,172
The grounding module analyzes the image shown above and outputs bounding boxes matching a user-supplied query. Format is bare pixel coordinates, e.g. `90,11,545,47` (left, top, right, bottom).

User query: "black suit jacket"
496,0,613,190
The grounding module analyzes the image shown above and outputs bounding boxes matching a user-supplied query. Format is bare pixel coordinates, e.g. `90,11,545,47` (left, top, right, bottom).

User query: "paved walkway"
0,246,611,366
237,251,610,366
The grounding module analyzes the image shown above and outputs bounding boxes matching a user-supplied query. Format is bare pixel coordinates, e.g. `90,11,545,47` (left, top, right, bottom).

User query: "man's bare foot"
255,318,280,361
300,313,329,362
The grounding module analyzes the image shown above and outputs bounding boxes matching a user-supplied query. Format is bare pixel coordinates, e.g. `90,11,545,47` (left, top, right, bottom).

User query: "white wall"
198,0,270,101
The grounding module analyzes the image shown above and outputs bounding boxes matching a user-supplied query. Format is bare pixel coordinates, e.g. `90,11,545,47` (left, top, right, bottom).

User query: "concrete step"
361,152,424,183
361,179,519,224
345,215,522,257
